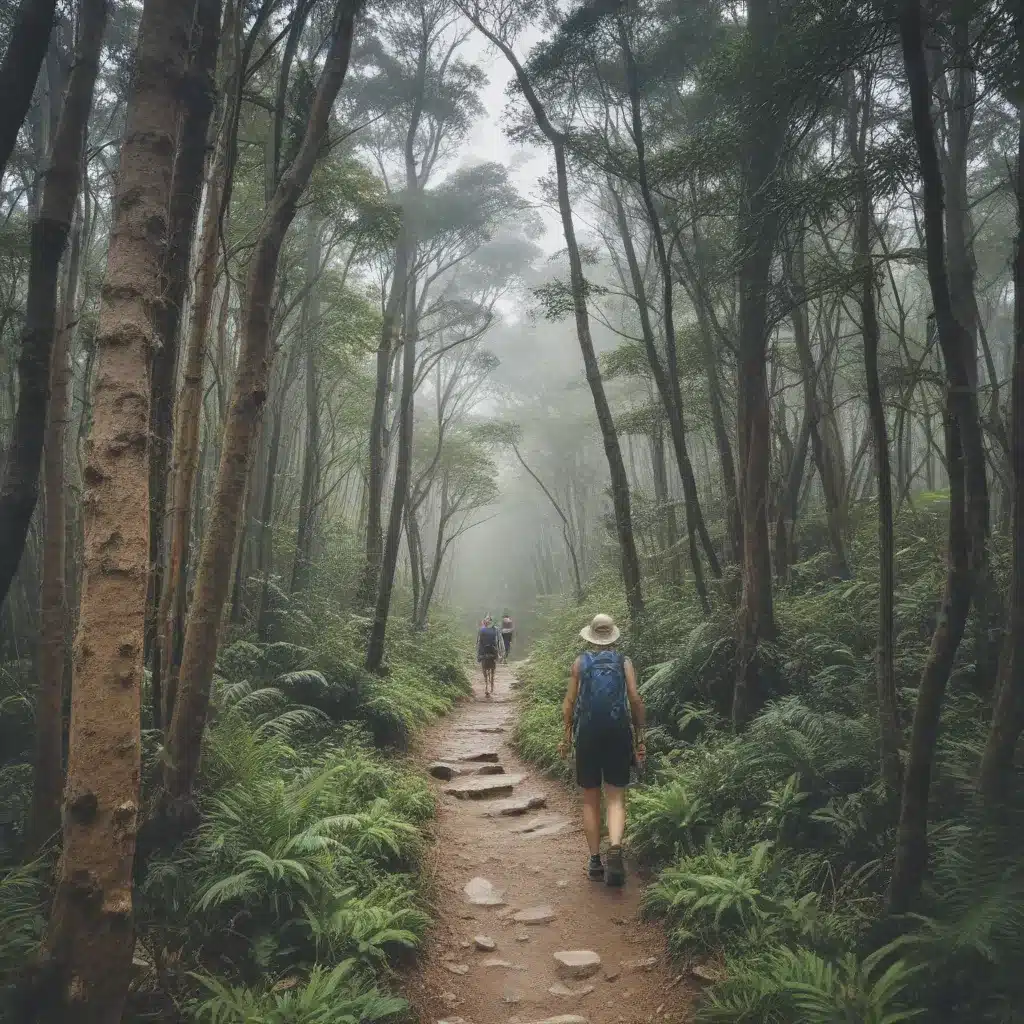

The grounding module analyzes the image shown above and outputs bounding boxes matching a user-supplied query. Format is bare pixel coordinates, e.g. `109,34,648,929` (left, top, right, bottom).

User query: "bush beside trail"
515,498,1024,1023
0,601,470,1023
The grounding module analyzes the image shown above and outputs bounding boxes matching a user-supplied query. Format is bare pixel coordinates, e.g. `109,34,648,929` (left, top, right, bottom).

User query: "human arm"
624,658,646,760
558,657,580,758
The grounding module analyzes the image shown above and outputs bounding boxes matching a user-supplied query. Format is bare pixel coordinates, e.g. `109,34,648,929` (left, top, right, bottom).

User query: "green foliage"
191,960,406,1024
519,502,1016,1021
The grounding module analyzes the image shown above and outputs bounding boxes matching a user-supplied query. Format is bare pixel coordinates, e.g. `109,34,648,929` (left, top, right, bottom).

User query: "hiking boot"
605,845,625,886
587,854,604,880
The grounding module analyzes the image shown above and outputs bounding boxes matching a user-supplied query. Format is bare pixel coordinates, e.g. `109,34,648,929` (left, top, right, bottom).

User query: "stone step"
438,749,499,763
463,876,505,906
482,793,547,817
444,774,522,799
554,950,601,979
508,814,569,835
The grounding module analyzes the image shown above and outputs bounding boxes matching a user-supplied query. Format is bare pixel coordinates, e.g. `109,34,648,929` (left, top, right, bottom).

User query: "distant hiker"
500,612,514,662
477,615,499,697
559,613,645,886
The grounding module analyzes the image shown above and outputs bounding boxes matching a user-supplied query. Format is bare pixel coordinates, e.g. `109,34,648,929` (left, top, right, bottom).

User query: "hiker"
500,611,514,662
477,615,499,697
558,612,645,886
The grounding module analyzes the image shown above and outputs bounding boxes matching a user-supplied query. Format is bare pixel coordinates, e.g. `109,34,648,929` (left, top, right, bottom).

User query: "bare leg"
582,786,602,856
605,784,626,848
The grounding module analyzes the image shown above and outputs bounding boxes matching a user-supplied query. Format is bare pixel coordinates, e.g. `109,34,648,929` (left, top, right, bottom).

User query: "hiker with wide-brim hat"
558,613,646,886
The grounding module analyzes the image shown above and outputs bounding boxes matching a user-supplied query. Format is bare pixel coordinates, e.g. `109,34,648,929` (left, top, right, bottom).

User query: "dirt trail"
405,661,694,1024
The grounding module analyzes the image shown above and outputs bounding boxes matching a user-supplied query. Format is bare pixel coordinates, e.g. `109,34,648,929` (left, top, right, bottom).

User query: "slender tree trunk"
0,0,60,182
38,1,192,1020
732,0,782,728
366,278,418,671
147,0,223,730
0,0,105,613
28,201,83,854
651,420,683,587
360,241,410,606
977,48,1023,803
465,13,643,628
290,219,322,593
849,69,902,797
773,407,812,581
164,0,362,810
618,25,721,586
610,187,705,607
888,0,989,913
790,232,851,578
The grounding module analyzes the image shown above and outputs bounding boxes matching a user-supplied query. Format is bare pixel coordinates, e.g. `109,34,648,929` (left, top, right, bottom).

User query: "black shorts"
481,655,496,670
575,725,632,789
501,632,512,652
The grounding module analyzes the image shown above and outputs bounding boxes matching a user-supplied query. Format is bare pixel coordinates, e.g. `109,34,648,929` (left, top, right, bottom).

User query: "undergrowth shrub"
0,597,469,1023
518,500,1019,1021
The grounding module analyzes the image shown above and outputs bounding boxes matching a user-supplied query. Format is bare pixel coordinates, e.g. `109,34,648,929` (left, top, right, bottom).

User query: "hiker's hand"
635,742,646,762
557,735,570,759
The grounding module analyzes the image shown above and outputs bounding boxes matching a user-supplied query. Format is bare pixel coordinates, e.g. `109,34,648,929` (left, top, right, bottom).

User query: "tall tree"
888,0,991,914
37,0,196,1019
0,0,60,182
164,0,364,810
460,0,645,631
0,0,105,612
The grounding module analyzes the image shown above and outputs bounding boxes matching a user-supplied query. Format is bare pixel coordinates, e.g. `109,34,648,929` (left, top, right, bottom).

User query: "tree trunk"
610,187,704,607
465,13,643,628
158,78,235,725
849,68,902,797
977,51,1023,804
790,231,851,578
732,0,783,728
366,278,418,671
255,336,302,637
290,219,323,593
651,420,683,587
0,0,59,182
617,25,721,586
38,1,192,1020
360,251,409,606
147,0,223,730
888,0,989,914
164,0,362,810
0,0,104,613
28,199,83,854
773,407,812,581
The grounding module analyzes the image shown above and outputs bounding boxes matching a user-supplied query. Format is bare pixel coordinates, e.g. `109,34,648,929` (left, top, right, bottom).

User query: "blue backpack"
479,626,498,657
573,650,629,741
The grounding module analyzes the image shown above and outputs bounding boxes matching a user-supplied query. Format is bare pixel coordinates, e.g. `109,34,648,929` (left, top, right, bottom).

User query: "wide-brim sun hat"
580,613,620,646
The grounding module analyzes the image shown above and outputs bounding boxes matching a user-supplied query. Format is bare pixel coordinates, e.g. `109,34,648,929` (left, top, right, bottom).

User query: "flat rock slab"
454,725,506,733
508,814,566,834
554,950,602,979
473,935,496,951
463,877,505,906
428,762,462,780
481,958,516,968
472,763,506,775
520,1017,589,1024
548,982,595,997
512,905,556,925
442,962,469,975
482,793,547,817
444,775,522,800
622,956,660,972
441,749,499,763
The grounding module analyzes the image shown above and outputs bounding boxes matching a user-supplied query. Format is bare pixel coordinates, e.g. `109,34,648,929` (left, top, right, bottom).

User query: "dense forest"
0,0,1020,1020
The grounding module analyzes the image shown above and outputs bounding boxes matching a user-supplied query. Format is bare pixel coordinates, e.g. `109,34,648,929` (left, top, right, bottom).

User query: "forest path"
404,661,694,1024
